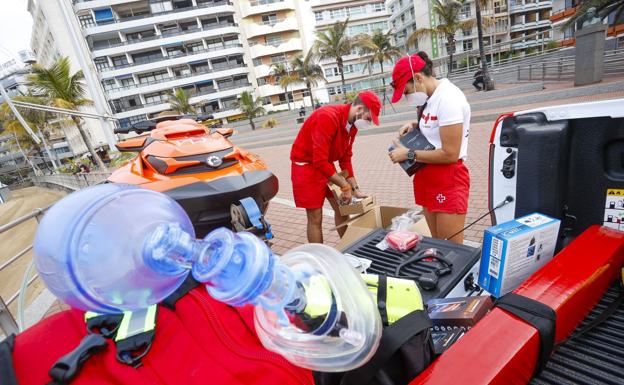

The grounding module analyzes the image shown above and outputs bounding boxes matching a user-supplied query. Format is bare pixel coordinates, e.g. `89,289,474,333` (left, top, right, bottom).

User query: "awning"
188,59,207,65
162,41,184,47
94,8,114,21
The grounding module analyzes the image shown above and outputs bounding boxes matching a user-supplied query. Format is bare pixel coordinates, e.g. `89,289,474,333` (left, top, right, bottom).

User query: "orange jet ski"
108,115,278,238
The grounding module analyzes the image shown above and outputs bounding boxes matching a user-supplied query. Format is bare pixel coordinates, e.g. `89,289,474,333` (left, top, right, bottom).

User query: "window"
460,2,471,18
463,28,472,36
206,38,223,50
79,14,95,28
348,5,365,16
191,61,210,74
211,58,228,70
166,45,186,56
187,42,204,52
101,79,116,91
330,8,346,19
144,92,168,104
138,71,169,84
266,35,283,46
270,54,287,64
315,11,323,21
372,3,385,12
132,50,164,64
94,57,109,71
253,58,263,66
261,13,278,25
172,66,191,77
463,40,473,51
494,0,507,13
119,77,135,87
126,30,155,42
221,96,238,109
257,77,268,86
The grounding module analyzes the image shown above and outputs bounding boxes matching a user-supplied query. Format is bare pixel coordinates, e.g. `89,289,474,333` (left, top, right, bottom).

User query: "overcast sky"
0,0,33,62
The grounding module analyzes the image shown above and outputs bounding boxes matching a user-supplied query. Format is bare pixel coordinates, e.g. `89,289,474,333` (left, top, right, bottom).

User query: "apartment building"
28,0,114,154
238,0,314,109
311,0,391,100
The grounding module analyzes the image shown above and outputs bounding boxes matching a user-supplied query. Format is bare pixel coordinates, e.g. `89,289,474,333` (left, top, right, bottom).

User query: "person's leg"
435,213,467,244
306,208,324,243
327,196,349,237
472,80,481,90
422,207,438,239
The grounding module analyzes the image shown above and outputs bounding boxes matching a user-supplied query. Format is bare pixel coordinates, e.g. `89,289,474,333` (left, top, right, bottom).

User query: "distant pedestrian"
299,105,306,117
473,69,485,91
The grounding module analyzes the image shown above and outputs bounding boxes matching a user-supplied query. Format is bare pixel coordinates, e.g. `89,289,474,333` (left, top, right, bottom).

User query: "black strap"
116,331,155,368
495,293,556,376
341,310,432,385
161,274,200,311
47,334,108,385
377,274,389,326
0,334,18,385
557,282,624,346
85,314,123,338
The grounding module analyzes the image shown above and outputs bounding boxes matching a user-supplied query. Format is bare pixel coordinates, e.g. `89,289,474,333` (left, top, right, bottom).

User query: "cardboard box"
478,213,561,297
335,205,431,251
328,184,376,216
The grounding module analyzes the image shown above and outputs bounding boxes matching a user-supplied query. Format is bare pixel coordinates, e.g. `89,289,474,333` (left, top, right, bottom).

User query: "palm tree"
28,56,107,171
290,52,326,108
407,0,484,75
234,91,265,131
313,19,352,100
270,63,299,110
0,94,59,171
167,88,196,114
355,30,401,104
474,0,495,90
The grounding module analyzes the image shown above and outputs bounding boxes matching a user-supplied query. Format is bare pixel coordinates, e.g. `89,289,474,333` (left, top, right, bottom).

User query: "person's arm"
390,123,462,164
312,114,352,201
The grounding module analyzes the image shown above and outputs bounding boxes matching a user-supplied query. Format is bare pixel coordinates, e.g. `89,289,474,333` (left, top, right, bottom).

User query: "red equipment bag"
9,287,314,385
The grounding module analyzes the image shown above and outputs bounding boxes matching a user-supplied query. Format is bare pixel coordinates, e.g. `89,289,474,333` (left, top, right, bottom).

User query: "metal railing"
517,49,624,81
99,43,244,73
31,172,110,191
0,205,51,337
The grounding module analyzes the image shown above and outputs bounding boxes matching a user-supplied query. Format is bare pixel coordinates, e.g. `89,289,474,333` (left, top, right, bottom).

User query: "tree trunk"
475,0,494,91
72,116,107,171
337,57,347,102
446,38,455,76
307,82,314,108
249,117,256,130
285,85,291,111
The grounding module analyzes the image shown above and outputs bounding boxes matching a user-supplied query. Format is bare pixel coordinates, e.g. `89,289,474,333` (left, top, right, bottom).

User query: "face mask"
353,113,372,131
406,92,428,107
404,55,428,107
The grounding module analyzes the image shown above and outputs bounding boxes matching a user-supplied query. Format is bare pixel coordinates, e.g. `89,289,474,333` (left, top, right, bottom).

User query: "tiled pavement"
259,120,494,252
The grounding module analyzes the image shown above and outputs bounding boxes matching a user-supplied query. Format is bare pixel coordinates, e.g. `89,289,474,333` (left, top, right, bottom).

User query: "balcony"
253,64,273,78
249,38,303,58
83,1,235,35
240,0,295,18
105,64,249,99
98,43,244,77
244,18,298,39
550,6,576,23
510,21,538,31
91,23,239,56
510,0,552,14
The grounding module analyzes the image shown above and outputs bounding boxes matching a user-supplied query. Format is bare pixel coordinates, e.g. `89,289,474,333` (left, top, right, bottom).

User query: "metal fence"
31,172,111,191
0,205,50,338
517,48,624,81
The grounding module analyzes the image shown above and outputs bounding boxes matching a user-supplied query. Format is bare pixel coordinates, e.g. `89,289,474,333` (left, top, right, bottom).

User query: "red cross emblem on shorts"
436,194,446,204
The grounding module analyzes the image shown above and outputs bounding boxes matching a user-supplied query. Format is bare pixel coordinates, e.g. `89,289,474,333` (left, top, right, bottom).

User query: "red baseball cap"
390,54,426,103
357,91,381,125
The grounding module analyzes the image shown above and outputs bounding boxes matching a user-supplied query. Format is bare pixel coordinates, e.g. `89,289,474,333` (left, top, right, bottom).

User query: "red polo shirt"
290,104,357,179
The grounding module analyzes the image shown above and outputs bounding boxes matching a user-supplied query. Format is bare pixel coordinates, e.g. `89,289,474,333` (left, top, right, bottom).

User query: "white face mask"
406,92,428,107
404,55,428,107
353,113,372,131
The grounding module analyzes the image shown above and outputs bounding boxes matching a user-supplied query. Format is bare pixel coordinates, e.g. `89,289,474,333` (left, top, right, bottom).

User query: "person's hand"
340,188,353,203
353,190,368,199
399,122,414,137
389,139,409,163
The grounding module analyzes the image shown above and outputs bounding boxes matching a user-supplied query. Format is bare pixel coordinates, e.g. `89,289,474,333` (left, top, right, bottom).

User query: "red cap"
357,91,381,125
391,54,426,103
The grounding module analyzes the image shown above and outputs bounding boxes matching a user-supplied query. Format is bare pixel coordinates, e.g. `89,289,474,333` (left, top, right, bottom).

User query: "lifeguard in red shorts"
290,91,381,243
388,52,471,244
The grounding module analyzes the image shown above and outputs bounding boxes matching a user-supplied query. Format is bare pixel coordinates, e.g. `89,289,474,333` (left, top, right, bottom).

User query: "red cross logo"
436,194,446,204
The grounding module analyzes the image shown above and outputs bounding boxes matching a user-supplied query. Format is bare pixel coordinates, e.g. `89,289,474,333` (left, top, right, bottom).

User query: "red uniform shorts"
291,163,333,209
413,161,470,214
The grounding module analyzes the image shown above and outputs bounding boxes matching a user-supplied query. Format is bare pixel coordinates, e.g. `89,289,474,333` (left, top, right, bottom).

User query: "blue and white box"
478,213,561,297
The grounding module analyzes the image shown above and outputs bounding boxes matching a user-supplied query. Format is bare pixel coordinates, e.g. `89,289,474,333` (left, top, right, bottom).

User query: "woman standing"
388,52,471,244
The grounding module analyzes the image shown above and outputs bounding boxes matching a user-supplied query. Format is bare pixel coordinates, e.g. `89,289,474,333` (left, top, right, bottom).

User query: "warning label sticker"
603,189,624,230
